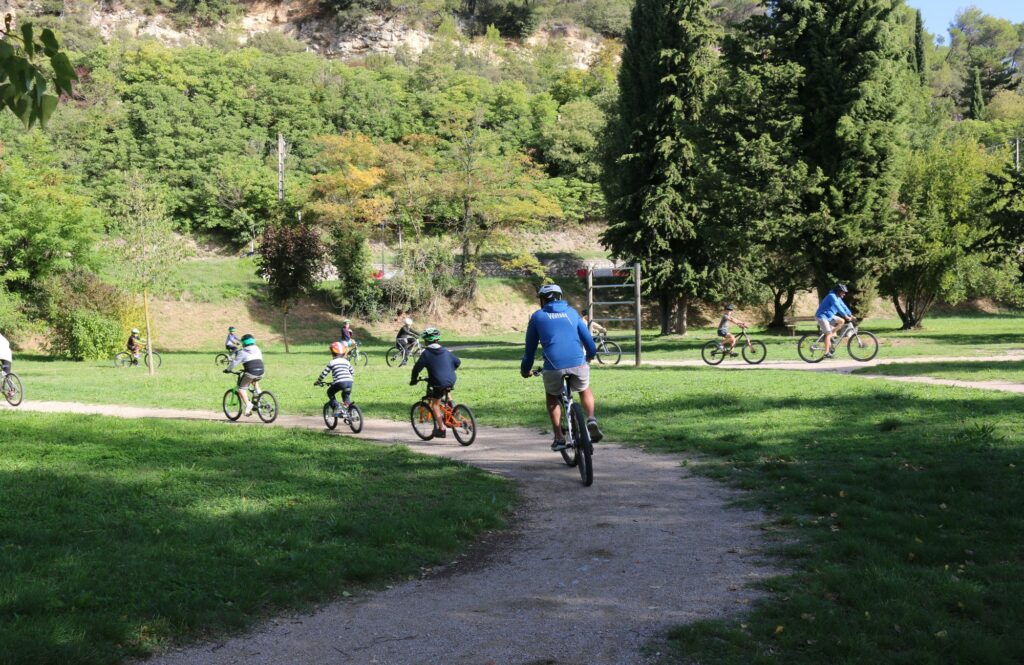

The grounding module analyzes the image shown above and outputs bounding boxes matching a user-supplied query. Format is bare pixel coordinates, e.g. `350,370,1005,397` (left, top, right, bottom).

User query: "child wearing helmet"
339,319,356,349
224,333,265,417
396,315,419,366
127,328,142,365
410,327,461,438
316,342,356,416
717,304,748,356
225,326,241,356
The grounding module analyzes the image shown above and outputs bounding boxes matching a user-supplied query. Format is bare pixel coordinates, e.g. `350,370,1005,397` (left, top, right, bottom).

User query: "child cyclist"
225,326,240,357
127,328,142,365
410,327,461,438
316,342,355,416
717,304,749,356
224,333,264,417
339,319,356,349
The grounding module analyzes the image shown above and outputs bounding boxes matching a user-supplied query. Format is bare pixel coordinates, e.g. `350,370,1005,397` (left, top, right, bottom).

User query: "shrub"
379,237,462,316
328,227,382,317
51,310,124,361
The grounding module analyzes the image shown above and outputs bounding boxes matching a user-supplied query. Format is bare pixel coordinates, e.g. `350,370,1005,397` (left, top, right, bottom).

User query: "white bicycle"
797,318,879,363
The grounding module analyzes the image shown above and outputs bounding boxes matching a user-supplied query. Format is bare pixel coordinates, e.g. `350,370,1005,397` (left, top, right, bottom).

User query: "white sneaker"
244,405,253,417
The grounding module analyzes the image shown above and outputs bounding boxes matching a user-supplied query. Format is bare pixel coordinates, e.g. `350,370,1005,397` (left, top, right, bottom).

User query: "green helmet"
421,327,441,344
241,333,256,347
343,319,351,324
228,326,236,332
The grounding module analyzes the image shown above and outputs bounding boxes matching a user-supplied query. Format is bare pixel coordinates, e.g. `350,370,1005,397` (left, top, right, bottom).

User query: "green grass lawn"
855,360,1024,383
0,413,514,665
159,257,263,303
10,316,1024,663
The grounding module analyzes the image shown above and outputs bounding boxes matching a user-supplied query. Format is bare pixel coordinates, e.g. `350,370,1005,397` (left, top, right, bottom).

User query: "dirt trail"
8,401,772,665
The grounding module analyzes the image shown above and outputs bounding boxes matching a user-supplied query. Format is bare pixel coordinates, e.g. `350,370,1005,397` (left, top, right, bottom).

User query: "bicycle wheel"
410,401,435,440
353,349,369,367
215,353,229,366
450,404,476,446
847,331,879,362
701,341,726,366
797,333,826,363
3,373,23,407
569,402,593,486
323,402,338,430
222,389,242,421
742,340,767,365
347,404,364,433
596,340,622,365
114,352,133,368
386,347,403,367
255,391,278,423
145,351,162,369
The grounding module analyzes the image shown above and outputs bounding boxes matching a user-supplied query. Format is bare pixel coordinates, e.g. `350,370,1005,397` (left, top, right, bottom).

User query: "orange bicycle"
410,379,477,446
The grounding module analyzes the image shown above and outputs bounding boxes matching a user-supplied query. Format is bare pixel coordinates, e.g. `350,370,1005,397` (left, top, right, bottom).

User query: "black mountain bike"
701,327,767,366
531,367,593,487
386,338,423,367
314,379,364,433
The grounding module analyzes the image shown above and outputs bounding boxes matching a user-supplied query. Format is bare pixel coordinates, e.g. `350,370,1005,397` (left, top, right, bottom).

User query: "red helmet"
330,342,343,355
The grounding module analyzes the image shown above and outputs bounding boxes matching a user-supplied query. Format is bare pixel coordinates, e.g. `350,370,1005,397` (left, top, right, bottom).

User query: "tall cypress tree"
914,9,927,85
600,0,719,334
969,68,987,120
762,0,910,310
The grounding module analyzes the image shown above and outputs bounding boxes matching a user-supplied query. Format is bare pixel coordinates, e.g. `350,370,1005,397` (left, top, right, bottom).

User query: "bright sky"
908,1,1024,41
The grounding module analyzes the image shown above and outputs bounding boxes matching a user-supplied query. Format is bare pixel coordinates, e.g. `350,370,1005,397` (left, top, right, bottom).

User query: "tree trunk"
658,291,672,336
143,288,155,377
283,307,290,353
768,287,796,331
674,295,688,335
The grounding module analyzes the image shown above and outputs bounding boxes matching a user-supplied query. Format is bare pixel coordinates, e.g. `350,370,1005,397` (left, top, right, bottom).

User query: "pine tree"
761,0,910,310
914,9,927,85
600,0,719,335
969,68,987,120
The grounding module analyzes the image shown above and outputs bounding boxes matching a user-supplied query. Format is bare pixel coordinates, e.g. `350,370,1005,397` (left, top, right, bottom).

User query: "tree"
108,172,187,376
601,0,719,335
969,68,987,120
914,9,927,85
880,136,996,329
257,221,328,353
948,8,1022,109
760,0,911,311
0,16,75,127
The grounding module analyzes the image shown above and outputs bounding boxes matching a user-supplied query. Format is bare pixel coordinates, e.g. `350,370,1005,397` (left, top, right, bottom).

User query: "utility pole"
277,133,286,202
1016,137,1020,173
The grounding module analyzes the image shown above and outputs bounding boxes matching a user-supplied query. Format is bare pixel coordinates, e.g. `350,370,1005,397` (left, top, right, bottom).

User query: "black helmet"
724,304,735,311
834,283,849,294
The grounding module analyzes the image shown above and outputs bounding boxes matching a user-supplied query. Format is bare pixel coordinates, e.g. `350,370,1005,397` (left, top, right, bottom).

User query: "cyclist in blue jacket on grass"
815,283,854,358
520,284,603,451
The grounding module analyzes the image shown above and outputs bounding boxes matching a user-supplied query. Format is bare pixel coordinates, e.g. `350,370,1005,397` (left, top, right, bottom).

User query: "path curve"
6,401,772,665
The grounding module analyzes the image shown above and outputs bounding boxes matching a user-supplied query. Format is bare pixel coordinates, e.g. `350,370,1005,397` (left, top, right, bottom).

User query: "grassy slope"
0,413,514,665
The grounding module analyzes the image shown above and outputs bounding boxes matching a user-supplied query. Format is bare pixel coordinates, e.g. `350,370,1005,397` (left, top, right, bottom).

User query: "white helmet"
404,317,413,326
538,284,562,301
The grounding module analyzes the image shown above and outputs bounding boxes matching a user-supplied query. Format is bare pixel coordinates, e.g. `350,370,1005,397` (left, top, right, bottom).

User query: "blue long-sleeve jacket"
520,300,598,374
815,292,853,320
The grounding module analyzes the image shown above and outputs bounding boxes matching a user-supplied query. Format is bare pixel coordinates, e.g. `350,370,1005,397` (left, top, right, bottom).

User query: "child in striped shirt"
316,342,355,416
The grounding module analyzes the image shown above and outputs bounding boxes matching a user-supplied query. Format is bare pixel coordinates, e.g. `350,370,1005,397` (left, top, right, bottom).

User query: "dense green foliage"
0,19,76,127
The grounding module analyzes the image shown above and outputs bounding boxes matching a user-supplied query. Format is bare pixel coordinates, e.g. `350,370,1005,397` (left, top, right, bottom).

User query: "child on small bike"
717,304,748,356
410,327,461,438
316,342,355,416
127,328,142,365
224,333,264,417
339,319,356,349
225,326,240,356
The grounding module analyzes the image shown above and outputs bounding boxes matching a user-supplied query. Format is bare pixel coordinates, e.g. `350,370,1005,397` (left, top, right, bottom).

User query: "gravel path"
8,401,773,665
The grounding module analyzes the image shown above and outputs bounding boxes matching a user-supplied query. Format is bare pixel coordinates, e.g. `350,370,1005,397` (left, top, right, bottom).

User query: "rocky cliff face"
2,0,605,67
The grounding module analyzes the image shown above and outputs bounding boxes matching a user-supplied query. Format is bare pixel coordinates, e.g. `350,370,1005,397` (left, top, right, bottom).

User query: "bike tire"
222,389,242,421
215,353,229,366
701,341,726,366
597,340,622,365
742,340,767,365
255,391,278,423
410,401,435,440
847,331,879,362
3,373,23,407
797,333,826,363
386,347,403,368
145,351,162,369
114,352,133,368
569,402,593,486
322,402,338,430
354,350,369,367
347,404,364,433
451,404,477,446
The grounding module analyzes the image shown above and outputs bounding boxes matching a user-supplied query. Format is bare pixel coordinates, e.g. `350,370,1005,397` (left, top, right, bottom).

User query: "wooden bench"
783,316,818,337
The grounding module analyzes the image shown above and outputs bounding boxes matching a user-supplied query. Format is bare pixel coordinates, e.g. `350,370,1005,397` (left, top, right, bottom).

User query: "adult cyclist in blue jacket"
520,284,603,451
815,283,854,358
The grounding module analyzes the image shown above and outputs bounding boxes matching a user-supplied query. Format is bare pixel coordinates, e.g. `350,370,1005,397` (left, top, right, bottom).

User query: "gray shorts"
238,373,263,389
543,364,590,396
817,317,834,334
